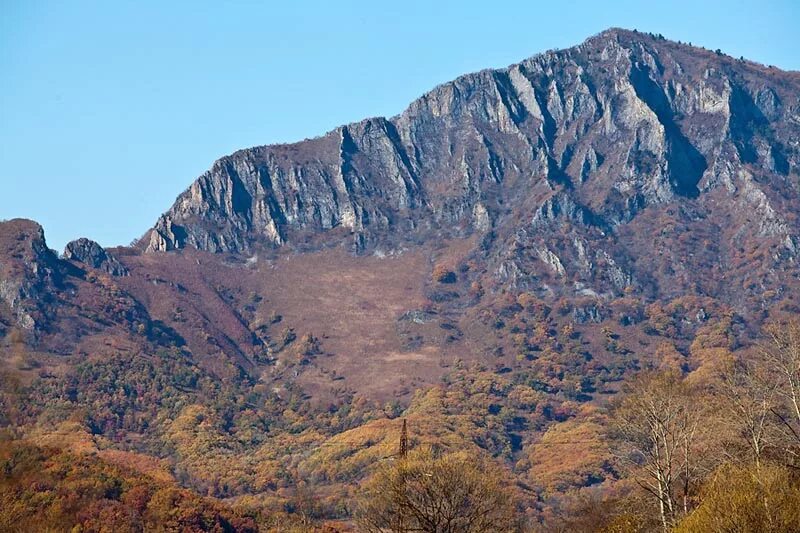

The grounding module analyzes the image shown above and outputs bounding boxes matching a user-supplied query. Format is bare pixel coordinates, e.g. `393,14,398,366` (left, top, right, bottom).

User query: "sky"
1,0,798,252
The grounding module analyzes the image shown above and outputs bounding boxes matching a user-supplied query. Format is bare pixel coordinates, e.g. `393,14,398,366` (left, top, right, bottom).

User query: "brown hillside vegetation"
0,441,259,532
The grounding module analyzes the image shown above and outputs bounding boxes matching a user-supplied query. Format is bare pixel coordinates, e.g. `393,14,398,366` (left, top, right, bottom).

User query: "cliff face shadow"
630,63,707,198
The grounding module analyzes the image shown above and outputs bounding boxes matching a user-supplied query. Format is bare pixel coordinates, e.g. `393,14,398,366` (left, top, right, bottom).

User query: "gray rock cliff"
63,238,129,276
0,219,63,330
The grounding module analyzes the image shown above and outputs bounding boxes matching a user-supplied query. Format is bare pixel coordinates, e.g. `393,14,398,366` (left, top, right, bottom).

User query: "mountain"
2,28,800,527
144,28,800,307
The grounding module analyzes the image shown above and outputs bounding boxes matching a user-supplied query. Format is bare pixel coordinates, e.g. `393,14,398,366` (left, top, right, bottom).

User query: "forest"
2,315,800,531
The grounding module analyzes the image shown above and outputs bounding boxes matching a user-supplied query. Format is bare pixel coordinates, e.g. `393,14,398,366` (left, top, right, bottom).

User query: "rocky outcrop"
64,238,129,276
0,221,185,351
143,28,800,302
0,219,63,330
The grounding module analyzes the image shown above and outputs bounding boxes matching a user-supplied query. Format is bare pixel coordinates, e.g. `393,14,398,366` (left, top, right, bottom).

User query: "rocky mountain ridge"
141,28,800,307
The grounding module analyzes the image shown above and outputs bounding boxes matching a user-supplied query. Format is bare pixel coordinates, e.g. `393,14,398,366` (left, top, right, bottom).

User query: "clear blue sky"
2,0,798,252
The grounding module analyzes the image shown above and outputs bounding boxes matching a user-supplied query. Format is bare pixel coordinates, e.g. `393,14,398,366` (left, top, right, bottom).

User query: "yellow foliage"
675,463,800,532
528,417,613,495
355,448,519,532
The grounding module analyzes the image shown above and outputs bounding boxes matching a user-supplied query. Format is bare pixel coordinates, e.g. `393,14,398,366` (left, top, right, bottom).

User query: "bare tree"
609,371,703,532
355,448,520,533
761,321,800,457
715,356,778,468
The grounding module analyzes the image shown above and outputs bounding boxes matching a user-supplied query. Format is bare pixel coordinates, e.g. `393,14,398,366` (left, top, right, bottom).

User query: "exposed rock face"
0,219,63,330
144,29,800,304
64,238,129,276
0,220,181,351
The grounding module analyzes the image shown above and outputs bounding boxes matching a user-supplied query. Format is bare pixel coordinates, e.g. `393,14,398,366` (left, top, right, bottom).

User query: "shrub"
432,264,456,284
